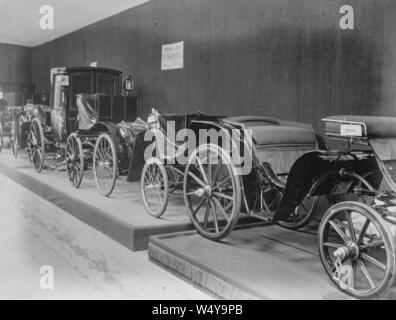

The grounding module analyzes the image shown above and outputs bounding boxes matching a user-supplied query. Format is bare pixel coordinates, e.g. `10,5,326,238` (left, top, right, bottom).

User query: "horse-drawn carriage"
24,67,140,196
141,110,396,299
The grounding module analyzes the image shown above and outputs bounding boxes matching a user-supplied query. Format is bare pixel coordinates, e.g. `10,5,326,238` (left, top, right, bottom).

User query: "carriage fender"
273,150,381,222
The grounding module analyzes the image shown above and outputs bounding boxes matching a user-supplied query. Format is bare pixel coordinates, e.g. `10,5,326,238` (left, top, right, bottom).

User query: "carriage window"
70,73,94,110
96,73,120,96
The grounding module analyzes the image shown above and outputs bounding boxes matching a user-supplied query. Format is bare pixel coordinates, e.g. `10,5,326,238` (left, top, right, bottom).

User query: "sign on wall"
161,41,184,70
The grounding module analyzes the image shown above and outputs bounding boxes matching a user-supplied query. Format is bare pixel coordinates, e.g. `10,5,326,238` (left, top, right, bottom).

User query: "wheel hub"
195,185,212,197
333,241,359,261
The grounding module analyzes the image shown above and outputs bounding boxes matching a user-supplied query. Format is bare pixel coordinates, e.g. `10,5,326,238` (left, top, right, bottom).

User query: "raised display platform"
149,225,396,300
0,150,259,251
0,151,193,251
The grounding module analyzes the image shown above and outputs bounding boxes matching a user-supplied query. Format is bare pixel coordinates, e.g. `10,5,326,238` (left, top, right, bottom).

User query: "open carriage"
25,67,140,195
140,109,224,217
178,114,396,299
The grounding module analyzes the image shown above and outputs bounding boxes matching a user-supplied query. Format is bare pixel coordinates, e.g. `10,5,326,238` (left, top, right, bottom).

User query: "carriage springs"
143,121,253,175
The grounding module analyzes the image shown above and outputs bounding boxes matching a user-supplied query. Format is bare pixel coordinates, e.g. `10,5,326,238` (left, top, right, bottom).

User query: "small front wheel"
318,201,396,299
65,133,84,188
141,158,169,218
93,133,117,197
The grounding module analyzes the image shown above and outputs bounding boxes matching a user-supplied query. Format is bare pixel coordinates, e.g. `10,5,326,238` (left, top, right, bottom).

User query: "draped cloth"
76,94,98,130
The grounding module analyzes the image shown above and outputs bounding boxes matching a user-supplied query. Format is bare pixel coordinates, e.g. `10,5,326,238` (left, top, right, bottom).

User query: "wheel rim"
184,144,241,240
142,159,169,218
66,133,84,188
27,119,44,172
319,202,395,298
93,134,117,196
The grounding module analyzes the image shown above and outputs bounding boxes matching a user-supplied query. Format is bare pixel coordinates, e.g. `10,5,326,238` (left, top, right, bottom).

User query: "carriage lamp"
124,74,134,96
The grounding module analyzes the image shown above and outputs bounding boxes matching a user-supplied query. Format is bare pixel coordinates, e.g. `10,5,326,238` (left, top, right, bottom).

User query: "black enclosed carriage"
179,115,396,299
26,67,140,195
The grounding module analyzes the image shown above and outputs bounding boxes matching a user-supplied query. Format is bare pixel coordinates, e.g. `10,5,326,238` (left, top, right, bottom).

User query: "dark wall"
31,0,393,130
0,43,32,93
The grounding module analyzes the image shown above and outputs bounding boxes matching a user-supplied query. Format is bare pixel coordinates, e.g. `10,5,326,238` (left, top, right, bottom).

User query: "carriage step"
249,211,274,222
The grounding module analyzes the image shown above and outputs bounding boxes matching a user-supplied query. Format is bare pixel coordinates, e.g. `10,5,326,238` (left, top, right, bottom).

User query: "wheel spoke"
357,259,375,289
213,176,231,191
323,242,343,249
203,200,210,230
211,163,221,187
188,171,206,188
359,240,384,250
358,218,371,245
346,212,357,242
360,253,386,271
212,197,230,222
329,219,350,243
210,199,219,234
192,196,207,217
212,192,233,201
196,157,209,185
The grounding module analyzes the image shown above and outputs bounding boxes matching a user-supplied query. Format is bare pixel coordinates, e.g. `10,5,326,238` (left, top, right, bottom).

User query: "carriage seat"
325,115,396,139
250,125,316,146
251,125,317,177
224,115,312,130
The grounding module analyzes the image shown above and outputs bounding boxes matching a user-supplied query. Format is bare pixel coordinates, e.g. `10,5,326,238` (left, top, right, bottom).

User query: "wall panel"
31,0,393,130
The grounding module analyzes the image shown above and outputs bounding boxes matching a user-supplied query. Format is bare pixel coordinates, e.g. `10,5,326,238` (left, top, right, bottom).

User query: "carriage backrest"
251,125,317,177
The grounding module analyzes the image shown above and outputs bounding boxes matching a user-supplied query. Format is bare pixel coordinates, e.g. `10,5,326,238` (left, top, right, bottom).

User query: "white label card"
161,41,184,70
340,124,363,137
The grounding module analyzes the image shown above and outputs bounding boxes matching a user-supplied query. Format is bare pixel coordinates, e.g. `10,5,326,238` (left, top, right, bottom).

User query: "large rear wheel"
93,133,117,197
27,118,45,173
318,201,396,299
141,158,169,218
65,133,84,188
184,144,241,241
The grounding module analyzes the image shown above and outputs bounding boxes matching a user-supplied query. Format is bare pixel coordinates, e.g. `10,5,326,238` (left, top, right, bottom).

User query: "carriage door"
51,74,68,141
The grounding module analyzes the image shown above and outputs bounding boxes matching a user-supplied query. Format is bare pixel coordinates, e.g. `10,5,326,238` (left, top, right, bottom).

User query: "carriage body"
181,114,396,299
25,67,140,196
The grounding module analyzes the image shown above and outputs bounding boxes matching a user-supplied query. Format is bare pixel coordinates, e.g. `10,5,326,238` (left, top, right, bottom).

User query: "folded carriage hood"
273,150,382,222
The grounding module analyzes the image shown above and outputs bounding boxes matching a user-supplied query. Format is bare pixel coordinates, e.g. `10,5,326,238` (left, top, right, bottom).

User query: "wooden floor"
0,173,211,300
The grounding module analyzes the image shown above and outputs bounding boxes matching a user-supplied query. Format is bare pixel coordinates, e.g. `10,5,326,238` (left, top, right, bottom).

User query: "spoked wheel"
27,118,45,173
278,196,319,230
167,166,184,193
93,133,118,197
0,122,3,154
319,201,396,299
65,133,84,188
184,144,241,241
11,120,19,158
141,158,169,218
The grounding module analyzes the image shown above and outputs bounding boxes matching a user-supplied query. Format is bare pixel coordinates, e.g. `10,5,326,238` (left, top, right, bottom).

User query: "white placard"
161,41,184,70
90,61,98,67
340,124,363,137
